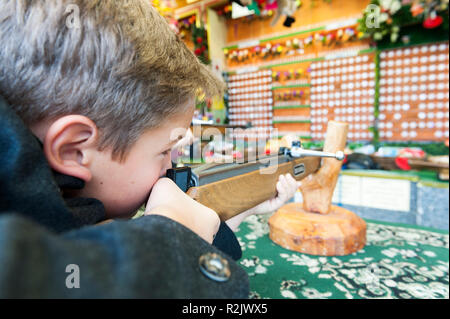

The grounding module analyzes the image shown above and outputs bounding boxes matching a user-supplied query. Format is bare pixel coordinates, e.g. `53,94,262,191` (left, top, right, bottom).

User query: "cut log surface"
269,203,366,256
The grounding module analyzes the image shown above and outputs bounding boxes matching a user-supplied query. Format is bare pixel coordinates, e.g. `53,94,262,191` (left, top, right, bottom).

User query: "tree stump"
268,203,366,256
268,121,367,256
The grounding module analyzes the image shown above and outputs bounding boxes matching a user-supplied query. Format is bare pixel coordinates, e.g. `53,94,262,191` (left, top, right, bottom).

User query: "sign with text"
332,175,411,212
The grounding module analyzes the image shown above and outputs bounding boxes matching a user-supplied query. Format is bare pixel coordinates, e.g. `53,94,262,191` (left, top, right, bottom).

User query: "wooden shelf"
273,105,311,110
275,135,312,139
223,18,359,50
225,48,376,75
272,84,311,90
273,120,311,124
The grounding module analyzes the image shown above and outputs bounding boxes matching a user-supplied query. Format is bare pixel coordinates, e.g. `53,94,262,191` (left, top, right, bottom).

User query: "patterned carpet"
235,213,449,299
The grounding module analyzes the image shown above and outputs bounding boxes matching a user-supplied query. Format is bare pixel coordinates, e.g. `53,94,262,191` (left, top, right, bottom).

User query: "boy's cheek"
91,157,168,218
102,173,160,218
159,155,173,177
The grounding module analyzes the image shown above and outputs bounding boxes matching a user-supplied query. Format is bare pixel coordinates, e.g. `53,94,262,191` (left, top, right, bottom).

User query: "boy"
0,0,298,298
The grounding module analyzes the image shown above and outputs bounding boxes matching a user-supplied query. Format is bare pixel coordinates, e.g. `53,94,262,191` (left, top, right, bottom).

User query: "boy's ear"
43,115,99,182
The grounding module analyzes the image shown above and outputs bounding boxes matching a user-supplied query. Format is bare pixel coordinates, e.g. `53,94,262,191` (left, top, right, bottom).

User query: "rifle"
168,121,367,257
166,141,345,221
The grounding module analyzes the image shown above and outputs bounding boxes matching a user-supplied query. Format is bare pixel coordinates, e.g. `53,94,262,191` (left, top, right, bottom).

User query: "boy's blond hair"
0,0,224,161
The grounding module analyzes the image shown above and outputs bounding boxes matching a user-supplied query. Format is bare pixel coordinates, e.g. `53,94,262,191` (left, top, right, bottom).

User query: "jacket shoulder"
0,213,249,298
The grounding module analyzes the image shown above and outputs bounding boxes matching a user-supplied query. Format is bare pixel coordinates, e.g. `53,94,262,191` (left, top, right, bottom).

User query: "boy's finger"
285,173,293,180
278,174,289,190
276,180,283,193
279,177,291,197
282,174,297,195
285,174,298,189
282,174,293,186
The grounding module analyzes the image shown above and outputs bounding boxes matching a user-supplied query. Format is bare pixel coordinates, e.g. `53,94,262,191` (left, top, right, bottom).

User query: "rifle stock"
187,157,321,221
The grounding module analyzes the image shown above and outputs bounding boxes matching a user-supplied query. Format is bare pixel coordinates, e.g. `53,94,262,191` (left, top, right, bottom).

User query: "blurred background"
155,0,449,230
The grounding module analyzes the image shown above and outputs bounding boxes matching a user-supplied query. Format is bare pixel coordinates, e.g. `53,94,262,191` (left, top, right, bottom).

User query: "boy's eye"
161,149,171,156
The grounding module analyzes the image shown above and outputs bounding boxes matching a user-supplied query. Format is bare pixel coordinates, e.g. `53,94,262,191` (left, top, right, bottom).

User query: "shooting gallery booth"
160,0,449,299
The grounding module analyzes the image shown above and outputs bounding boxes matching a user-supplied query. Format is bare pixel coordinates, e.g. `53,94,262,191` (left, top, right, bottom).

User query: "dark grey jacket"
0,96,249,298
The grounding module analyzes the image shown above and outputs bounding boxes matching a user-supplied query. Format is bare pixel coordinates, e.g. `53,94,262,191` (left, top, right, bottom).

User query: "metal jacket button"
198,252,231,282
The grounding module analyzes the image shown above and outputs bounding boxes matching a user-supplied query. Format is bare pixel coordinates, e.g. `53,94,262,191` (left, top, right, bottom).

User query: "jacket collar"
0,95,105,233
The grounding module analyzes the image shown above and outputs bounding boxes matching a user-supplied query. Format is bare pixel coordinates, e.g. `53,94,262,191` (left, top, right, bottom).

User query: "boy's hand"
226,173,300,231
249,173,300,215
145,177,220,243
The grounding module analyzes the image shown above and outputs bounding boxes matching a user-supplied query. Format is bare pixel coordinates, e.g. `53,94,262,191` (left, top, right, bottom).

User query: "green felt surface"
235,214,449,299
